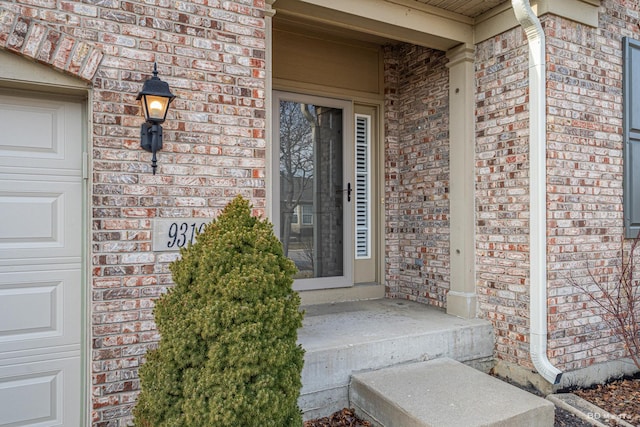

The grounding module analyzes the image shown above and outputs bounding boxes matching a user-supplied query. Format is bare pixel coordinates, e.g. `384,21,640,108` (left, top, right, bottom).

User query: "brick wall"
545,2,632,371
0,1,268,425
476,0,639,371
475,25,533,367
383,45,401,298
476,29,529,368
384,44,450,307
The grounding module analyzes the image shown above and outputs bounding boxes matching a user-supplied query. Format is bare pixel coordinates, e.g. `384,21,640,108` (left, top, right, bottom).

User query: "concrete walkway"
351,358,555,427
297,299,494,420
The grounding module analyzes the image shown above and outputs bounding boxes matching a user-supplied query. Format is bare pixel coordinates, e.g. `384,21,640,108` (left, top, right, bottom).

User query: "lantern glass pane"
143,95,169,121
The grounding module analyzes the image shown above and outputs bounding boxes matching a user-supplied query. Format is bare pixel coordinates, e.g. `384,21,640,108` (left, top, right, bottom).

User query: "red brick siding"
383,45,401,298
1,1,267,425
476,0,639,371
384,44,450,307
545,4,631,371
475,26,533,367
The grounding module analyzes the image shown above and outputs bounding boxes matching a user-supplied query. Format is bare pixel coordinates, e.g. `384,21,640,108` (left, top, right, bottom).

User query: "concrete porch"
297,298,495,420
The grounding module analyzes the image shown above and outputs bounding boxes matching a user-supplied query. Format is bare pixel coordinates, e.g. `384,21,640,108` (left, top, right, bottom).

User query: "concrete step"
350,358,555,427
297,299,494,420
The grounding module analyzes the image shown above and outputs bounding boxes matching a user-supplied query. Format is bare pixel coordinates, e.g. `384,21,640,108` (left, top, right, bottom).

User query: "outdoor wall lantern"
137,63,175,174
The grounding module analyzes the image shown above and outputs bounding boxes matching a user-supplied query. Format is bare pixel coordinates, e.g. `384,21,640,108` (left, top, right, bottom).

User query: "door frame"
272,90,354,291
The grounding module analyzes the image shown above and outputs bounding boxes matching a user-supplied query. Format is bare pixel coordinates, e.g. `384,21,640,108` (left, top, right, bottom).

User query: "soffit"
273,0,601,50
274,0,495,50
410,0,507,18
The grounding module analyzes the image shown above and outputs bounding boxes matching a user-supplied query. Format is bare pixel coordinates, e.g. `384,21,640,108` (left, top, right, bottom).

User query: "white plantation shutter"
355,114,371,259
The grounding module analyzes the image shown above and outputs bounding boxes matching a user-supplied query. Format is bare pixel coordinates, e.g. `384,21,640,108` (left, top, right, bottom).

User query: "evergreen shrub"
133,195,304,427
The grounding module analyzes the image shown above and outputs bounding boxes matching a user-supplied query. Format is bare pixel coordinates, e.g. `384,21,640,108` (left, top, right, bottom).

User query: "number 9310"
167,222,207,249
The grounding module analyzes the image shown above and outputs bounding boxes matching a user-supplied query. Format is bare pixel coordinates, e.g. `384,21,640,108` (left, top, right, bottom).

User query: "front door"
274,92,354,290
272,92,379,290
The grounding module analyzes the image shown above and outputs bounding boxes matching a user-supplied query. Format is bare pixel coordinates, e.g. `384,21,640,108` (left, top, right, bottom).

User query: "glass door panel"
279,101,343,278
275,92,352,289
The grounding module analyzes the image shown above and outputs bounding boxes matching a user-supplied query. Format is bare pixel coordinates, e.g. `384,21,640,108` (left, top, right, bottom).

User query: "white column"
446,43,477,319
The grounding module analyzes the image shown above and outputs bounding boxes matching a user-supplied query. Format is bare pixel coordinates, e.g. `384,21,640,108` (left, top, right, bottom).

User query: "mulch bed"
304,408,370,427
574,377,640,426
305,406,620,427
554,406,594,427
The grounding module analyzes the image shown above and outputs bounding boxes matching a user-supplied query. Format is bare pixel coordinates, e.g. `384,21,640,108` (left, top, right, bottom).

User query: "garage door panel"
0,357,80,427
0,193,61,244
0,104,60,153
0,179,81,260
0,95,82,171
0,284,58,337
0,270,80,353
0,89,83,426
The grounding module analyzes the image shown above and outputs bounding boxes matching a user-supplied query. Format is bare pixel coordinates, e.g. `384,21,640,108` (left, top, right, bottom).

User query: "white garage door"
0,92,83,426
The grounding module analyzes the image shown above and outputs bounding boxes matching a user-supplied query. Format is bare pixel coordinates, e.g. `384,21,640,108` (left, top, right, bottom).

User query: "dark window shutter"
623,37,640,238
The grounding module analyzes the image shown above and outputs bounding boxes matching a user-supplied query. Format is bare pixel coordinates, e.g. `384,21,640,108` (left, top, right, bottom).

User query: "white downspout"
512,0,563,385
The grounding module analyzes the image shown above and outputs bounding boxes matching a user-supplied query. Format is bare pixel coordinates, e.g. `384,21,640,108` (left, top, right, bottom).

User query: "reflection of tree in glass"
280,101,315,256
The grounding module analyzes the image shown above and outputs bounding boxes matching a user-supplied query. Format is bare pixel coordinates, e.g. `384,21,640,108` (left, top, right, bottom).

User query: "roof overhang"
274,0,473,51
273,0,601,50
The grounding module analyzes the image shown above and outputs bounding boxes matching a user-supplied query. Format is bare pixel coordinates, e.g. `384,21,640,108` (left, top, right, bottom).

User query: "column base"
446,291,477,319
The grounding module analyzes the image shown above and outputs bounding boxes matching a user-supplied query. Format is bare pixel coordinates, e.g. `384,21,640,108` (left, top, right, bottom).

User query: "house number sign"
152,218,210,252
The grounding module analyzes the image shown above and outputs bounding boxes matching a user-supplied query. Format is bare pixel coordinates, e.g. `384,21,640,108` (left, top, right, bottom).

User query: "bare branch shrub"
570,236,640,371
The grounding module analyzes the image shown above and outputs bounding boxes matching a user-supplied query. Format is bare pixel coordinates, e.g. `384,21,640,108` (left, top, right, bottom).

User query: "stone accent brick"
384,44,450,307
0,3,103,80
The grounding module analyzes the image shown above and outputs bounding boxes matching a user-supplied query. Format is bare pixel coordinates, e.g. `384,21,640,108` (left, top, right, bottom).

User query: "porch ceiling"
273,0,511,50
412,0,507,18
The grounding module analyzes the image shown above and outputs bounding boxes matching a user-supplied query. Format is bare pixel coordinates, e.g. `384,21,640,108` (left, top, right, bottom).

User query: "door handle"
336,183,352,202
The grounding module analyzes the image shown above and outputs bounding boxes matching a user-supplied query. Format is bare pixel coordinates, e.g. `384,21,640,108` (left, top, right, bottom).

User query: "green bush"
133,195,304,427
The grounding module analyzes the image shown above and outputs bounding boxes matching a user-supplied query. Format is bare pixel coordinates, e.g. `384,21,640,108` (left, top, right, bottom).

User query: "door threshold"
298,282,384,306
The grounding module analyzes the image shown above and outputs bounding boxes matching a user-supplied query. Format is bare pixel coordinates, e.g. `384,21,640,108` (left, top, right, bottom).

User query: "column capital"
446,43,474,67
265,0,277,17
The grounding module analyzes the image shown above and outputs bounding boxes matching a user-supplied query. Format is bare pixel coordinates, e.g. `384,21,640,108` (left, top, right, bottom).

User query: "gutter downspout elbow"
512,0,563,385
